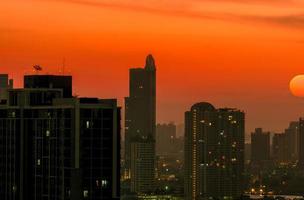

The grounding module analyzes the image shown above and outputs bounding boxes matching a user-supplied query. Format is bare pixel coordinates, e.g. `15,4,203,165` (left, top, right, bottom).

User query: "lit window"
83,190,89,198
86,121,90,129
101,180,108,188
46,130,50,137
37,159,41,166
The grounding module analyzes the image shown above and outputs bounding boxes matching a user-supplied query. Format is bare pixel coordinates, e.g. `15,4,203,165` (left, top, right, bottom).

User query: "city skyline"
1,0,304,134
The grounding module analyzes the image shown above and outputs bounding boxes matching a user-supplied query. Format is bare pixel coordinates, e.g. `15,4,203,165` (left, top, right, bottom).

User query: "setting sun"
290,75,304,97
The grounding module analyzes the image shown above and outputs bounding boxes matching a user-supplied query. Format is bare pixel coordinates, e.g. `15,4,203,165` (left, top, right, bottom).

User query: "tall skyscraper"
0,75,120,200
124,55,156,194
251,128,270,164
184,102,245,200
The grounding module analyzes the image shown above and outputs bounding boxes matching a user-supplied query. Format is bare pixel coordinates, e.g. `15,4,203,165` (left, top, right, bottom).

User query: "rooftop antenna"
62,58,66,75
33,65,42,74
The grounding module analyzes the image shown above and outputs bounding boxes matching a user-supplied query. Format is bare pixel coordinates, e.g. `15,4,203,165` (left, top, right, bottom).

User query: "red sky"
1,0,304,137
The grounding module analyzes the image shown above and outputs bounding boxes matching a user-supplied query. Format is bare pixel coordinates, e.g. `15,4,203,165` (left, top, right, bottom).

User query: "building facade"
184,102,245,200
0,75,120,200
124,55,156,194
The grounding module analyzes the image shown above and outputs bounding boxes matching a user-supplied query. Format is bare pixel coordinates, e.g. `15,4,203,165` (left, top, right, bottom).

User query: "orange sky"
1,0,304,137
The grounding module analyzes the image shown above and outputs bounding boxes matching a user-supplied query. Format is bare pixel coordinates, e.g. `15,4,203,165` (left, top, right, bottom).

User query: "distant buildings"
269,122,299,165
184,102,245,200
0,75,120,200
124,55,156,194
251,128,270,164
156,123,183,157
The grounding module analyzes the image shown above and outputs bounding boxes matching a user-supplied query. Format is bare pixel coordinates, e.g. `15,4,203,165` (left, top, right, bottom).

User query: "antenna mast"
62,58,66,75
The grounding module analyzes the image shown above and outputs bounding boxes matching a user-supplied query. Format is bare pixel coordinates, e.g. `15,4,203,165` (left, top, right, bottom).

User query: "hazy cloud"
45,0,304,30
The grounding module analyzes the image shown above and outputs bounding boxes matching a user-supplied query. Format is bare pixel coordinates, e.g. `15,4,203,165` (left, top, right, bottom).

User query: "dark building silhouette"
270,122,299,165
184,102,245,200
124,55,156,194
251,128,270,163
0,75,120,200
0,74,13,104
285,121,299,163
24,75,72,98
272,133,288,164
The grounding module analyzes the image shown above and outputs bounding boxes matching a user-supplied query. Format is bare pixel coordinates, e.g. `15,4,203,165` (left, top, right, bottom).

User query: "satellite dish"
33,65,42,71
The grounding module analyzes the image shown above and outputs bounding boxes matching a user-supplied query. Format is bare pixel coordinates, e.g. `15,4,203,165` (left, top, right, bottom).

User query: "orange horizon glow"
1,0,304,138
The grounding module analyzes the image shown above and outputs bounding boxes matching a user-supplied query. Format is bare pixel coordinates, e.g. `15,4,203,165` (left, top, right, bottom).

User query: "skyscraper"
251,128,270,164
184,102,245,200
124,55,156,194
0,75,120,200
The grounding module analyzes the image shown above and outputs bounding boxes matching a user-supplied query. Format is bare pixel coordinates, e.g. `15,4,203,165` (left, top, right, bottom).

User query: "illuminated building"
124,55,156,194
184,102,245,199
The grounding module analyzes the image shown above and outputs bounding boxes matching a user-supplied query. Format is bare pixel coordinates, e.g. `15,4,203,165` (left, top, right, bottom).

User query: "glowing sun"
290,75,304,97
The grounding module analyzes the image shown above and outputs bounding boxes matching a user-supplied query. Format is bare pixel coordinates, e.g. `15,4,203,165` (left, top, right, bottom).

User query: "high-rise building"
299,118,304,167
184,102,245,200
0,75,120,200
285,121,299,162
272,133,288,164
124,55,156,194
0,74,13,104
251,128,270,164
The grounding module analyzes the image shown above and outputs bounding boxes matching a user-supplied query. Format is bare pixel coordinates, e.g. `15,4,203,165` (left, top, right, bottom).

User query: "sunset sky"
1,0,304,137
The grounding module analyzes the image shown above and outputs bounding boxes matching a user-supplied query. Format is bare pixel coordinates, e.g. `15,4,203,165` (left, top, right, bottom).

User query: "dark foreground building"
24,75,73,97
184,102,245,200
0,75,120,200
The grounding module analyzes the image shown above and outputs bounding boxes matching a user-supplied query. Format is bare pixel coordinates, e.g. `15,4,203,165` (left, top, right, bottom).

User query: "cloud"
45,0,304,30
244,14,304,29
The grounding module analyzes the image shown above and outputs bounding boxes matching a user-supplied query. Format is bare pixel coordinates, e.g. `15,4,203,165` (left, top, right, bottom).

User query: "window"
83,190,88,198
101,180,108,188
